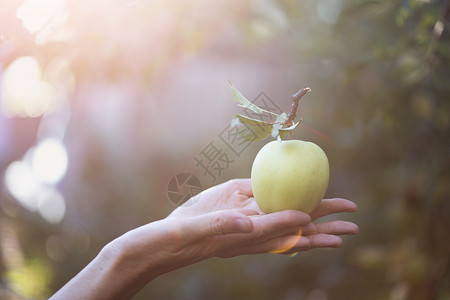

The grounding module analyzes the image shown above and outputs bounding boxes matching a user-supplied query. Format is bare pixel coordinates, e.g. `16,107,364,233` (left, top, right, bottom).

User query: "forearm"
49,238,153,300
50,219,207,300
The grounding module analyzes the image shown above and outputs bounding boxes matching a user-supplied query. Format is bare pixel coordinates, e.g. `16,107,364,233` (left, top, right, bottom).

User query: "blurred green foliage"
0,0,449,299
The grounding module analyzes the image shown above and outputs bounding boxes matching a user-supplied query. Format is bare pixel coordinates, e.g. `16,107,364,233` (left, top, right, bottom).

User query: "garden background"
0,0,449,299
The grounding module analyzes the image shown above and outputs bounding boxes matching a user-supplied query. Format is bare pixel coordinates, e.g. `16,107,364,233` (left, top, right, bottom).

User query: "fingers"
213,210,310,257
219,219,358,256
310,198,358,221
302,221,359,236
227,178,253,197
237,198,264,215
210,208,358,257
275,233,343,253
234,208,260,216
293,234,343,251
250,210,311,238
231,233,302,255
263,221,358,254
181,210,254,241
227,233,344,256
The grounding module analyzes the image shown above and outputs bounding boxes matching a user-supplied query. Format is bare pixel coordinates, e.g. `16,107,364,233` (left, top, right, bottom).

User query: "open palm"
168,179,358,256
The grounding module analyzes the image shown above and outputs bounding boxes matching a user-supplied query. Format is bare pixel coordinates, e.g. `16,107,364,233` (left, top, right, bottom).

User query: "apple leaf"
231,114,273,141
229,81,263,114
228,82,309,141
278,119,301,139
271,112,288,138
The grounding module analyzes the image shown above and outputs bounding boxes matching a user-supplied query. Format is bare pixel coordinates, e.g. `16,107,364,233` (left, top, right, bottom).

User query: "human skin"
50,179,358,300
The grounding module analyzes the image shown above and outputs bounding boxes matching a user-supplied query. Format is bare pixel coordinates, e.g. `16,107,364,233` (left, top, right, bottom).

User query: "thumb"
187,210,254,239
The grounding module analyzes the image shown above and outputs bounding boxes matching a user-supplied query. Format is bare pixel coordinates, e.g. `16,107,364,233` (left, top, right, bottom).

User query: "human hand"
112,179,358,286
166,178,359,257
50,179,358,300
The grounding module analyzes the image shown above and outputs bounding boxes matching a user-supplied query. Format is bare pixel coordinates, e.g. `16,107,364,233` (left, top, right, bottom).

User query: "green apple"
251,139,329,214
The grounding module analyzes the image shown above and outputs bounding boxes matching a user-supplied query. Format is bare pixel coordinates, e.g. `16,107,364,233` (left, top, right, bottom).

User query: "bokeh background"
1,0,449,299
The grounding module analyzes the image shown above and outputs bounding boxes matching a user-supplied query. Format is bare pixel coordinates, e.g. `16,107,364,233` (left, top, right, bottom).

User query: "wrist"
50,235,151,300
101,231,162,295
107,220,185,283
113,218,212,280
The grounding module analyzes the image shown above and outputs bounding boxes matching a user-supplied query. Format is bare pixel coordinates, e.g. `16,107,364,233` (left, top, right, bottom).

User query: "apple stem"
282,87,311,128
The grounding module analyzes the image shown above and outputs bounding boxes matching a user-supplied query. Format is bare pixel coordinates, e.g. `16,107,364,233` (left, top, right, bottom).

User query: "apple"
251,139,329,214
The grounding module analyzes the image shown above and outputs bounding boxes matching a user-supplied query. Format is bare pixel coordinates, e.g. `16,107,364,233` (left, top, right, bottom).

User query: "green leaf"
278,119,301,139
231,115,273,142
271,112,288,138
229,81,263,114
